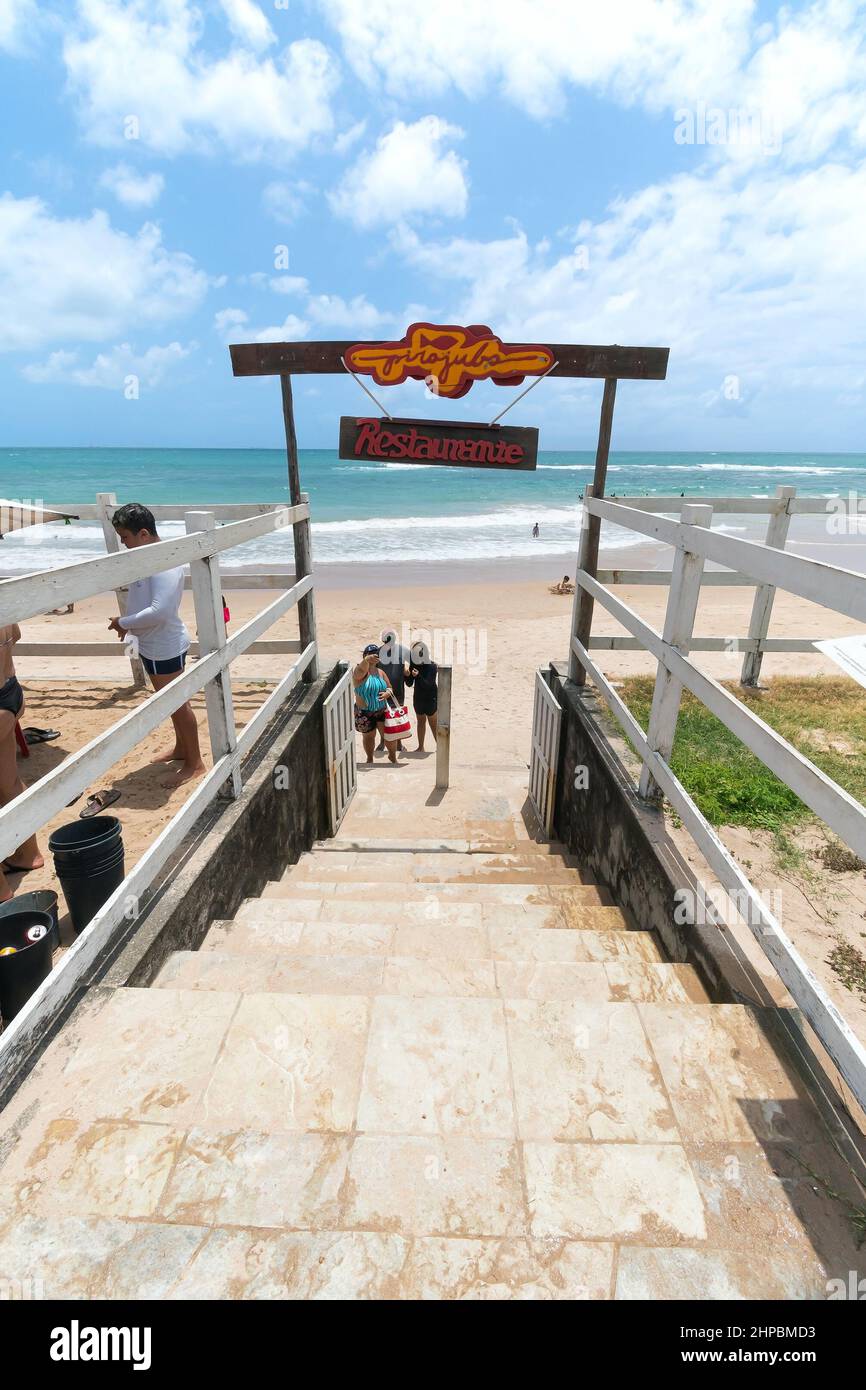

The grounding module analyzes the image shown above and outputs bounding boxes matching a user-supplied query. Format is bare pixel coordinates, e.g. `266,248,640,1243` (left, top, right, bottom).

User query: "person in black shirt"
404,640,438,752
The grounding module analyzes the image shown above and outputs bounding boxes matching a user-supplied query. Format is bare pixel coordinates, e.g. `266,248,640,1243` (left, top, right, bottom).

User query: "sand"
7,563,866,1053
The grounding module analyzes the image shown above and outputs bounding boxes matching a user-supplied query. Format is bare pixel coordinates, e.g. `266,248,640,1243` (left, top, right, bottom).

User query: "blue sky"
0,0,864,451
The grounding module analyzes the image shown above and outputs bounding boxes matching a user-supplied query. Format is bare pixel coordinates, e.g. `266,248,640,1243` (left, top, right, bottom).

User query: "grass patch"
616,676,866,832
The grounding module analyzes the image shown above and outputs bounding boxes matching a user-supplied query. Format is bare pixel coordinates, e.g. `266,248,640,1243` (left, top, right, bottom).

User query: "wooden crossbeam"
230,340,670,380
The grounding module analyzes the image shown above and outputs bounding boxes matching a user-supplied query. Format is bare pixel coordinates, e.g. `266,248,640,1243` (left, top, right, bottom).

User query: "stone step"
251,892,628,931
155,949,708,1003
273,879,609,907
285,863,584,887
299,849,583,870
313,838,578,857
297,852,585,872
203,916,660,962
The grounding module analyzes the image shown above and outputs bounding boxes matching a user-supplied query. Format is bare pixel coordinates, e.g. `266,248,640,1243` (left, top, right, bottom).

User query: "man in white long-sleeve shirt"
108,503,205,788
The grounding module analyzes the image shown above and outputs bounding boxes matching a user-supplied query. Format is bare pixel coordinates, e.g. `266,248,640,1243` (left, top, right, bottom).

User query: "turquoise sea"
0,447,864,574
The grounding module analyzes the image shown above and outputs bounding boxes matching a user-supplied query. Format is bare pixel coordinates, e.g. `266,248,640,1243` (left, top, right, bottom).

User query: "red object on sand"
14,721,29,758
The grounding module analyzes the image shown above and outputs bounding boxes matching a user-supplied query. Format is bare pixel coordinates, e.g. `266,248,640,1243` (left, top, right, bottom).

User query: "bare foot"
3,851,45,872
152,747,183,764
161,761,205,789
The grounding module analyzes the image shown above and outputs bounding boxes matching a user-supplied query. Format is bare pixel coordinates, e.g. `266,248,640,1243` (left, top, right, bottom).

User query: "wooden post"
568,483,596,682
638,503,713,800
572,377,617,685
96,491,147,689
280,374,319,681
435,665,452,790
184,511,242,799
740,485,795,688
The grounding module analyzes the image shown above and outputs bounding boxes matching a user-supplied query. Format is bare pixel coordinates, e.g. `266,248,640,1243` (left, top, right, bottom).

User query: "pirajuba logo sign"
50,1320,152,1371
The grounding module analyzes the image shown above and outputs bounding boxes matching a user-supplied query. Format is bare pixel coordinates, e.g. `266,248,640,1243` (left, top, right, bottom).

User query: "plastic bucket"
0,911,54,1022
48,817,125,936
0,890,60,949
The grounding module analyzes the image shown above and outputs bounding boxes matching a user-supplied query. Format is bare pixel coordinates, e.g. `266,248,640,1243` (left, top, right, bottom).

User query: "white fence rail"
2,497,303,674
568,494,866,1112
0,503,319,1067
580,488,860,686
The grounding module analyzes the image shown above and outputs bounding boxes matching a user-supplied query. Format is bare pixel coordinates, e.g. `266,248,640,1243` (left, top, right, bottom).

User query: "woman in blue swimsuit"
353,643,396,764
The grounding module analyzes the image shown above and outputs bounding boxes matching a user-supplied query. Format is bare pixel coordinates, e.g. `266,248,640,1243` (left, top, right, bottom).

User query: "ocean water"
0,447,864,574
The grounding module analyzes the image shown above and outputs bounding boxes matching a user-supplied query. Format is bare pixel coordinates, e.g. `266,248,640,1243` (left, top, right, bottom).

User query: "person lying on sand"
0,624,45,903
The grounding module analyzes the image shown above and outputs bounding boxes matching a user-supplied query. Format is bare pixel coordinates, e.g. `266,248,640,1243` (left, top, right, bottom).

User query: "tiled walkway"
0,757,863,1298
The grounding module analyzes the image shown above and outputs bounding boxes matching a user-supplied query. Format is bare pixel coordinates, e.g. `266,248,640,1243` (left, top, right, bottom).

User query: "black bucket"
48,816,125,936
0,911,54,1023
0,890,60,949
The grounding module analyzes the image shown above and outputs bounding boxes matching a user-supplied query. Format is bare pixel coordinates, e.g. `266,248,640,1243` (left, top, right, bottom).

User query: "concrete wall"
107,664,342,988
548,662,774,1005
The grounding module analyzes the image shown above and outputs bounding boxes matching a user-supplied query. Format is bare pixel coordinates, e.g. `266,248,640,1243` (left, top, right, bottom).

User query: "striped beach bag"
383,695,411,743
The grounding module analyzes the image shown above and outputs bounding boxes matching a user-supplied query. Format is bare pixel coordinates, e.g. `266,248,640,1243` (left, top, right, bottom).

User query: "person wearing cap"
353,644,397,764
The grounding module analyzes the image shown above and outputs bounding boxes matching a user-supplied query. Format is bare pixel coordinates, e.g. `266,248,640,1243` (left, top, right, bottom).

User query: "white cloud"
271,275,310,295
330,116,469,228
215,308,311,344
305,293,391,331
320,0,866,173
22,340,193,388
321,0,755,118
0,194,208,351
261,179,313,222
333,118,367,154
99,162,165,207
214,307,251,342
390,152,866,417
215,287,391,342
63,1,337,160
218,0,274,51
0,0,36,53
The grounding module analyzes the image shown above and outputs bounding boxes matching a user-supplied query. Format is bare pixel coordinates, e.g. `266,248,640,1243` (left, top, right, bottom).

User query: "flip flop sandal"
79,789,121,819
23,727,61,745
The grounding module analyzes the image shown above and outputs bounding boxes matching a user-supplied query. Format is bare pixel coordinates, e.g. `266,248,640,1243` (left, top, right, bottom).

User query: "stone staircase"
0,813,863,1300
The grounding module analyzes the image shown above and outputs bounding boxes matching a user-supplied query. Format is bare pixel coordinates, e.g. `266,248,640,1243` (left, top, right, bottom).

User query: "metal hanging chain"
487,358,560,427
340,356,394,421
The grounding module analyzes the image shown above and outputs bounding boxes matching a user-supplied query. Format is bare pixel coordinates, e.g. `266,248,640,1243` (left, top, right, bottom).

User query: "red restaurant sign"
344,322,555,399
339,416,538,470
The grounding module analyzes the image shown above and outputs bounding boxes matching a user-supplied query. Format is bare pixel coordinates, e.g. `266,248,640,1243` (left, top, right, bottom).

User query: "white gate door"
528,669,562,838
323,664,357,835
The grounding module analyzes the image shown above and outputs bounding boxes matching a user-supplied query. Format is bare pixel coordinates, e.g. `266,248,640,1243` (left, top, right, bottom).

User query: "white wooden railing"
0,502,319,1065
587,487,851,685
3,495,303,683
568,492,866,1112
